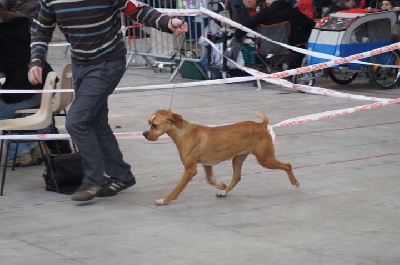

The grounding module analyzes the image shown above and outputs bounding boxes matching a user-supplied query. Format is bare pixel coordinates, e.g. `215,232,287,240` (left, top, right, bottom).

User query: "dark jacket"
234,0,315,46
231,4,263,24
0,15,53,103
0,0,38,20
324,1,354,16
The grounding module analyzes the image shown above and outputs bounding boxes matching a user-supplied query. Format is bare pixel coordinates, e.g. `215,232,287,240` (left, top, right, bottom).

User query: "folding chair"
253,21,303,73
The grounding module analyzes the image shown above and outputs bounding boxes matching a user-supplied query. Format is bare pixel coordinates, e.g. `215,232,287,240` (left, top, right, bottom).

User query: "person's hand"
28,66,43,85
168,18,188,36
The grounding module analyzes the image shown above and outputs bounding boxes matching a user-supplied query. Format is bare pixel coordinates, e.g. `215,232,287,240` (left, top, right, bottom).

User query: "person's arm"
0,0,9,10
28,1,56,85
293,8,315,32
234,8,268,40
122,0,187,35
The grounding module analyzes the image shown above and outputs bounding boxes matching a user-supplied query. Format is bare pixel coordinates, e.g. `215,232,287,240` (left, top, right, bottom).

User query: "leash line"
169,21,186,110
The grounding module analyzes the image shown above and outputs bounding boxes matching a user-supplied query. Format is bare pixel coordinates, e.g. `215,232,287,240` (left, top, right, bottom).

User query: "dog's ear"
170,113,184,128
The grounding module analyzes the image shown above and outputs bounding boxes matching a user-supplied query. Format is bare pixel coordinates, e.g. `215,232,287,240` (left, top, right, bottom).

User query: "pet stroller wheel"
292,71,315,92
369,50,400,89
327,68,358,85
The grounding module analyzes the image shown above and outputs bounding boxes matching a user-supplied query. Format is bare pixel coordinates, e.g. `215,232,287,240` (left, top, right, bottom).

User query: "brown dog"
142,109,299,205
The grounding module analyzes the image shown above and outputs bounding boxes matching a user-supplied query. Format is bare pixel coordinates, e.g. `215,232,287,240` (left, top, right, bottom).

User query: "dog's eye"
151,124,158,129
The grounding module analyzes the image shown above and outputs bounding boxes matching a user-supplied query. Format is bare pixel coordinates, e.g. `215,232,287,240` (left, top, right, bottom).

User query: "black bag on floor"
45,124,72,155
43,152,83,195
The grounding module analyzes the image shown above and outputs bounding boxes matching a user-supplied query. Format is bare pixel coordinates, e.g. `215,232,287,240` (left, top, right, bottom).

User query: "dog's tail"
256,112,269,126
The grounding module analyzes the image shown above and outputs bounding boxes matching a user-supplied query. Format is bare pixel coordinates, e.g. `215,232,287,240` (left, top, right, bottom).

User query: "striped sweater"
30,0,172,67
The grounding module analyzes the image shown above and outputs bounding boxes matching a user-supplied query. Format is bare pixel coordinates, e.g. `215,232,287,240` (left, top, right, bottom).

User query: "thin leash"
168,86,176,110
169,18,186,110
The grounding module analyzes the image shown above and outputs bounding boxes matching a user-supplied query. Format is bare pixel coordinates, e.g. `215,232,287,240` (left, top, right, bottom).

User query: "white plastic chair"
14,64,75,153
16,64,74,116
54,64,73,116
0,72,58,195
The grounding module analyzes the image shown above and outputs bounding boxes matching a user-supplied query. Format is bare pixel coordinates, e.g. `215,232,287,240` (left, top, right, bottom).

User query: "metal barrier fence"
48,26,71,58
121,0,218,81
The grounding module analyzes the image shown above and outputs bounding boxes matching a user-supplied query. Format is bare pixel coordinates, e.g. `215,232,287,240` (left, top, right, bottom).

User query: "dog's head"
142,109,184,141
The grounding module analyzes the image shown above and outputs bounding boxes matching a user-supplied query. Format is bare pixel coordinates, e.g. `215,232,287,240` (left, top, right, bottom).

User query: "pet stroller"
305,9,400,89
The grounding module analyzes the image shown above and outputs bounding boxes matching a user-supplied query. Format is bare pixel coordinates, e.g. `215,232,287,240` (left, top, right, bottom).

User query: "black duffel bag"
43,152,83,195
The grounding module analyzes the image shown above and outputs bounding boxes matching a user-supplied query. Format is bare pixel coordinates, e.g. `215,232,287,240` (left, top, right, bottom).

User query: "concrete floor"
1,50,400,265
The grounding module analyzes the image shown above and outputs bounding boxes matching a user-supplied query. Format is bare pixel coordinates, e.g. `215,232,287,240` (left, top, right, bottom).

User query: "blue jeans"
0,94,41,159
66,57,134,185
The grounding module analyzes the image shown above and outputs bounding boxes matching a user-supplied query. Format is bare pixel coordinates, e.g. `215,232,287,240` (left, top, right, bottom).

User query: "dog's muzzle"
143,129,159,141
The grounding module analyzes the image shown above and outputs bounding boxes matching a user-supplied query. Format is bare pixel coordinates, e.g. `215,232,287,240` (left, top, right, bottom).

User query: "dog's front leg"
155,165,197,205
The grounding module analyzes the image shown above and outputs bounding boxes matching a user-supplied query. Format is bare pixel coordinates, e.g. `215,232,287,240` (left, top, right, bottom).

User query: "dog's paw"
155,199,168,205
216,182,227,190
216,190,227,197
294,181,300,188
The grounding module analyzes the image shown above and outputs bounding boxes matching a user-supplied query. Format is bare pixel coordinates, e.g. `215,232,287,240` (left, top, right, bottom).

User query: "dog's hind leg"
216,154,248,197
203,165,226,190
256,156,299,187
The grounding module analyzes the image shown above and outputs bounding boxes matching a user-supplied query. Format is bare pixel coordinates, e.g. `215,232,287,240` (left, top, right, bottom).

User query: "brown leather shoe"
71,184,101,201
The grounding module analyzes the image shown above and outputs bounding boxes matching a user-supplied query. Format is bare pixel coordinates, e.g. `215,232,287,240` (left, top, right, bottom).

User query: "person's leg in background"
0,93,43,166
0,93,41,120
0,52,5,87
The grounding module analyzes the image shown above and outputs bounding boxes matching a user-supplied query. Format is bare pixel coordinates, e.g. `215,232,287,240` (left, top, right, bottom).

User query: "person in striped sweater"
28,0,188,202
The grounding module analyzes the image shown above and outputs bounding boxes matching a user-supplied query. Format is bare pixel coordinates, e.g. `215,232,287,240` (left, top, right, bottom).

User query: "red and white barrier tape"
0,76,257,94
203,37,396,102
156,8,202,16
0,132,150,141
